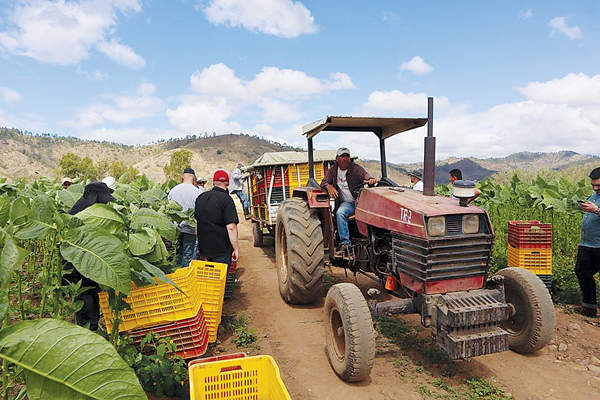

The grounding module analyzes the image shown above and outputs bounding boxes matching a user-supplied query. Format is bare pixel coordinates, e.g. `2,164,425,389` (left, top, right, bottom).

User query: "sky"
1,0,600,164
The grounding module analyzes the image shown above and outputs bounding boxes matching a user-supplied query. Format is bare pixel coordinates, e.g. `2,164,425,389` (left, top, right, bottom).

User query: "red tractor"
274,98,554,382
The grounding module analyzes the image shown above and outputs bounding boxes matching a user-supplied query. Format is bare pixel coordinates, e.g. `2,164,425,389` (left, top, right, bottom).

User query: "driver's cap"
336,147,351,157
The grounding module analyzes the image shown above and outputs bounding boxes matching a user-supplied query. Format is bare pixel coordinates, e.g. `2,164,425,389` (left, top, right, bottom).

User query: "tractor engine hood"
354,187,489,239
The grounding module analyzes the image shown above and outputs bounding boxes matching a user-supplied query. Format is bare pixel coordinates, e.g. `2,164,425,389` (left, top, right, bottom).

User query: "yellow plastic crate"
99,263,203,332
189,355,292,400
192,260,228,343
507,245,552,275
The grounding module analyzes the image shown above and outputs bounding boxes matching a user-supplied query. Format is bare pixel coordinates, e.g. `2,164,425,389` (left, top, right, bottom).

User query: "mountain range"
1,127,598,186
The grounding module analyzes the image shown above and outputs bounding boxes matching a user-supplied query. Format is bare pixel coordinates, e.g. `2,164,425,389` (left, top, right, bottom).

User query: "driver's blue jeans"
336,201,355,246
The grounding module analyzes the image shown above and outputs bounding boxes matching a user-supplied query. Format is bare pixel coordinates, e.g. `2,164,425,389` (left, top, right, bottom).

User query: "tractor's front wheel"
496,267,554,353
275,198,324,304
324,283,375,382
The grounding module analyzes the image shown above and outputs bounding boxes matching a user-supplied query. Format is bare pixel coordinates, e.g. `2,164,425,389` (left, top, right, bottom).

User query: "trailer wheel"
275,198,324,304
252,221,263,247
324,283,375,382
496,267,554,353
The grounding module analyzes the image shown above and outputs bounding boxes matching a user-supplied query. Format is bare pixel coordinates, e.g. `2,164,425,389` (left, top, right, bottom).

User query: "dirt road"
216,215,600,400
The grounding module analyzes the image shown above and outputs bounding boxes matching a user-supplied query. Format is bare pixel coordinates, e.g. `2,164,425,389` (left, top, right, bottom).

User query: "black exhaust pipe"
423,97,435,196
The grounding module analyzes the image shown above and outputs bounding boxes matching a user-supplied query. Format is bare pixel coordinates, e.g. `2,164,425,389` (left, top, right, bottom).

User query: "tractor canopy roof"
302,116,428,140
245,150,352,170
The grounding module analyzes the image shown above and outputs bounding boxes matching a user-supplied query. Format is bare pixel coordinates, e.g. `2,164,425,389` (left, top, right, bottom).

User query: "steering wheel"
351,180,377,198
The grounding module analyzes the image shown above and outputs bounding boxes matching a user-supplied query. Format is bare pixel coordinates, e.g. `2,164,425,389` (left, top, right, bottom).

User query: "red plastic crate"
128,306,209,360
508,221,552,249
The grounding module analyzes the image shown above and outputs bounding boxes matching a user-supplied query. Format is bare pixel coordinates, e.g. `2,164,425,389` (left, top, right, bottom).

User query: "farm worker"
61,177,72,189
449,168,482,202
66,181,116,330
230,163,251,218
195,170,240,274
196,176,207,189
575,167,600,318
102,176,116,194
409,171,423,191
321,147,377,258
168,168,202,268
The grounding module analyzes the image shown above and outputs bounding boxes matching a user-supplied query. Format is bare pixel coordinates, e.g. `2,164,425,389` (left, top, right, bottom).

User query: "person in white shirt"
230,163,250,217
409,171,423,191
168,168,202,267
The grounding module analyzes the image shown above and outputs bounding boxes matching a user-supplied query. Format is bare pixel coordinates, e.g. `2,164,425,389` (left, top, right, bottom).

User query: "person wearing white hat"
102,176,116,193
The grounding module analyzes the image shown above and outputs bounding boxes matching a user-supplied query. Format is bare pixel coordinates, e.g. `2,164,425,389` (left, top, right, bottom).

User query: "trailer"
245,150,345,246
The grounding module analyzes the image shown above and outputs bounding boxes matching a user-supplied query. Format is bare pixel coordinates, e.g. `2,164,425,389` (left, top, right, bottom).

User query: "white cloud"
400,56,433,75
63,82,165,128
548,16,582,40
166,97,242,134
518,9,532,20
362,91,449,114
352,74,600,163
96,38,145,69
76,65,109,81
202,0,318,38
169,63,354,133
0,87,22,103
517,73,600,106
0,0,144,67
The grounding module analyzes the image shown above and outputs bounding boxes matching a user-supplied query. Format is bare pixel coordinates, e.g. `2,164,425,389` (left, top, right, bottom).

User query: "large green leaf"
31,193,58,224
13,219,55,240
139,228,169,264
132,257,181,292
57,189,83,210
0,195,10,228
10,197,30,226
0,238,27,320
76,204,126,235
60,226,132,295
140,188,167,205
130,208,177,243
0,319,147,400
129,227,157,256
0,233,28,289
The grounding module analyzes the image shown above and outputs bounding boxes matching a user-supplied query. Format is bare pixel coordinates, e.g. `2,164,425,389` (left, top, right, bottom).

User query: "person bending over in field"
66,182,116,330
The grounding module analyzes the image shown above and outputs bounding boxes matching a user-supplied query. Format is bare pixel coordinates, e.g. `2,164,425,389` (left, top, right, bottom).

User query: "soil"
156,207,600,400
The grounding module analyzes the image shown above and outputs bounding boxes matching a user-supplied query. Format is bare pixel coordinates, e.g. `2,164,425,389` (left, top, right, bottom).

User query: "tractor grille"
391,231,493,283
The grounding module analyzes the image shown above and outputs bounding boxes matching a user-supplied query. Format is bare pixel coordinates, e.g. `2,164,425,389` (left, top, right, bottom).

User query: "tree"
163,149,193,182
58,153,99,180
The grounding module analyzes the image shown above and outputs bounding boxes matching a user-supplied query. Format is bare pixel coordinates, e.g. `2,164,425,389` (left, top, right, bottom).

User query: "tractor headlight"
462,214,479,234
428,216,446,237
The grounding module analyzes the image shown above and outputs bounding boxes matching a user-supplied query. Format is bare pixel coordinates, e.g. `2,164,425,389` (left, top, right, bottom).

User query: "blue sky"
1,0,599,164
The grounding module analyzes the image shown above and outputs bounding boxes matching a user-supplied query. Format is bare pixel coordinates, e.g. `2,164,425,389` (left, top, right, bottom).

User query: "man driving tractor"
321,147,377,258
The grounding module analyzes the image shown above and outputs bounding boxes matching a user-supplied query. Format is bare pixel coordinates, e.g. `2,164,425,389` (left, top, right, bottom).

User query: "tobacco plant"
0,175,192,399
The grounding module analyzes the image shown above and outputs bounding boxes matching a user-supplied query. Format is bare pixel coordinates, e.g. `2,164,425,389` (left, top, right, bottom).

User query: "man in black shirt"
194,169,240,270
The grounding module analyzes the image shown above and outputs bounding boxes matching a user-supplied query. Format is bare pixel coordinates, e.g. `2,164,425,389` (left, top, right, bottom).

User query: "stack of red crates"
128,305,209,359
507,220,552,290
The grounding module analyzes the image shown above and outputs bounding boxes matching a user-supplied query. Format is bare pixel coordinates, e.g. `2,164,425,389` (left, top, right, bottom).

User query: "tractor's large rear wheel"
275,198,324,304
324,283,375,382
496,267,554,353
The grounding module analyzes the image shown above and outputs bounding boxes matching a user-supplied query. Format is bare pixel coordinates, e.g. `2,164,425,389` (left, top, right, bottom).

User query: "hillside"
1,127,598,185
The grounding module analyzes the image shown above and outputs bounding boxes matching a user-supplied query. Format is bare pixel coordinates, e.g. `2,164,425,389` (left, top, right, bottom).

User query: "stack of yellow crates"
99,260,227,359
507,220,552,290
